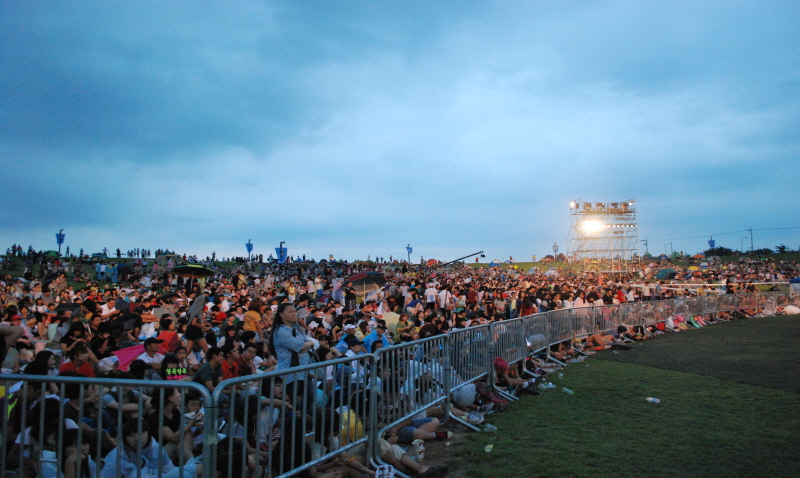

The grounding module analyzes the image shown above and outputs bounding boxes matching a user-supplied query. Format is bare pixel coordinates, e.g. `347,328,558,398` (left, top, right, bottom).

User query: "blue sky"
2,1,798,261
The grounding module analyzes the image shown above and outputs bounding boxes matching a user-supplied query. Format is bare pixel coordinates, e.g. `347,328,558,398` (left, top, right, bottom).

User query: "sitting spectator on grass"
493,357,538,395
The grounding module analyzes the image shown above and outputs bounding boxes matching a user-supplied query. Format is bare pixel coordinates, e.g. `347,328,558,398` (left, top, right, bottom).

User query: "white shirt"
424,287,438,303
137,351,164,365
438,290,452,308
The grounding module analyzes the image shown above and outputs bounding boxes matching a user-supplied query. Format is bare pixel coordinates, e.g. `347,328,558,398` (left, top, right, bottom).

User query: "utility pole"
641,237,649,255
748,226,753,252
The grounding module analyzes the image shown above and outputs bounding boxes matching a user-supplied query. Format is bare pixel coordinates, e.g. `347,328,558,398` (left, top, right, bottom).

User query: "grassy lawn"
441,316,800,478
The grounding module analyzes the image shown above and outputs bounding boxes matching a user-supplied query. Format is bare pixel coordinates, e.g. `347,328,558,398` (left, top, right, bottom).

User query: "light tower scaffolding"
567,199,639,270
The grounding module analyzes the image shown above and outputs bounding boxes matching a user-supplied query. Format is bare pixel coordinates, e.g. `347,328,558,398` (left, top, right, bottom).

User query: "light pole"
406,244,411,263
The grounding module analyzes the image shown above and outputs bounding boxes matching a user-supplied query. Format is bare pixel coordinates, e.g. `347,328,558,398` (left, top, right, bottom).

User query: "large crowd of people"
1,250,798,478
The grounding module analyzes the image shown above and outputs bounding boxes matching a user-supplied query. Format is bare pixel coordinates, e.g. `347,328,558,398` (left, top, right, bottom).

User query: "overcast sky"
2,1,798,262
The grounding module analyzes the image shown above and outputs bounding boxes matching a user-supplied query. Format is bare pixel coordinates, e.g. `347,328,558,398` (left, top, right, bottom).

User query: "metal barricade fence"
489,318,527,368
569,307,595,338
789,287,800,305
774,291,791,308
211,354,375,478
699,295,719,315
639,301,659,325
447,325,491,392
369,335,450,471
542,309,572,345
617,303,636,328
740,293,758,311
0,374,214,478
686,297,703,317
673,298,690,319
621,302,640,327
660,299,675,324
717,294,737,312
596,305,621,332
520,313,549,352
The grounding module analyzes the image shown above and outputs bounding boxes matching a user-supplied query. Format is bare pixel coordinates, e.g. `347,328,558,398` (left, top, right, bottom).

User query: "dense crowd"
0,253,798,478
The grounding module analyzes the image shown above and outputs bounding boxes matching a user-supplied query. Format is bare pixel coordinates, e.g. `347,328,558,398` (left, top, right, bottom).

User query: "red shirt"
221,360,240,381
60,360,96,377
157,330,181,355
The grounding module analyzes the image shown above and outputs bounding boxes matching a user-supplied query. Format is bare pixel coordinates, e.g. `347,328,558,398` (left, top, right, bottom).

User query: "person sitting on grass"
379,430,448,478
549,340,576,361
578,330,615,350
493,357,538,395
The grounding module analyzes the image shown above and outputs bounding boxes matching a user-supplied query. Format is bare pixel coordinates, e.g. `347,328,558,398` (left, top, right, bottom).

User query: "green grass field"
438,315,800,478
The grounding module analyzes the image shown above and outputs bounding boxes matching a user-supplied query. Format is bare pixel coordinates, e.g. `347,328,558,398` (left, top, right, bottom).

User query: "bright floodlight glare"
580,220,605,234
570,201,576,209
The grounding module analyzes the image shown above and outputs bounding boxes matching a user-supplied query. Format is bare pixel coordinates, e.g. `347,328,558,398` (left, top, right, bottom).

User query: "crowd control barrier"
212,353,376,478
0,374,213,478
368,335,451,470
0,290,793,478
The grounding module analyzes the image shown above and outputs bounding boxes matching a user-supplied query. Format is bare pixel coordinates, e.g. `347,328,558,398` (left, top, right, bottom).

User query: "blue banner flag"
708,239,715,248
56,233,65,245
406,246,412,254
245,241,253,253
275,247,288,264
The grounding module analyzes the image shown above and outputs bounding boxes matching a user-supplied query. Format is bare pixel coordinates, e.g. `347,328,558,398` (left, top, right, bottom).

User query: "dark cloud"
1,1,798,259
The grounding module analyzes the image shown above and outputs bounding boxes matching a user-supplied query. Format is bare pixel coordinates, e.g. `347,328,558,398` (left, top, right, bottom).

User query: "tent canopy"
563,268,578,278
347,271,387,295
656,268,677,280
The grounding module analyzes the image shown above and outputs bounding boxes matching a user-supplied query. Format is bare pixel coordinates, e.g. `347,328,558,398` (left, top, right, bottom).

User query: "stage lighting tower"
567,199,639,270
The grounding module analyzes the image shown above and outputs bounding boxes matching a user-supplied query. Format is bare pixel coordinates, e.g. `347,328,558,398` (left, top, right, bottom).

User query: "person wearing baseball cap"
344,335,364,353
335,323,358,354
343,335,366,384
137,337,165,369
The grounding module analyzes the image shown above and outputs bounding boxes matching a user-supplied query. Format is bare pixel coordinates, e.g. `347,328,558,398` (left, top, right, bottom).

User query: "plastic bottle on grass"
483,423,497,432
558,373,563,379
484,444,494,453
562,388,574,395
646,397,660,404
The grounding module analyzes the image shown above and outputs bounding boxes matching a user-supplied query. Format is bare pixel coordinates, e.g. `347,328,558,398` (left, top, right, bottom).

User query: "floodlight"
570,201,576,209
580,220,605,234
